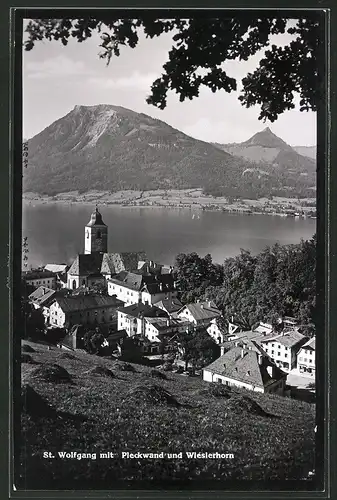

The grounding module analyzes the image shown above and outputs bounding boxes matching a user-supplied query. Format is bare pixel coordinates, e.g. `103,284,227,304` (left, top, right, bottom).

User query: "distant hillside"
24,105,316,199
213,127,316,171
293,146,317,160
20,340,315,489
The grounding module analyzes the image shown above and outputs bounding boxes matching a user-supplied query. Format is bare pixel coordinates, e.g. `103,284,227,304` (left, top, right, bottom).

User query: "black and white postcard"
13,9,327,494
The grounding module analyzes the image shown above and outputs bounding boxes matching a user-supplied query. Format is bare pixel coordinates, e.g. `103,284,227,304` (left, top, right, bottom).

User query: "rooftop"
260,330,307,348
204,347,286,389
179,301,221,322
22,270,56,280
53,294,124,313
301,337,316,350
119,303,168,319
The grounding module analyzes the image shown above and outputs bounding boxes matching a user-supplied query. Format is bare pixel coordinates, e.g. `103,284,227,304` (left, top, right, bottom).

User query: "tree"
177,327,220,370
83,328,105,354
174,252,223,303
24,15,320,122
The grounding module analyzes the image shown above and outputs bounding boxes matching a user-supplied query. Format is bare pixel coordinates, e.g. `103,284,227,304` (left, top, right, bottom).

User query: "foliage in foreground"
24,16,320,122
18,342,315,489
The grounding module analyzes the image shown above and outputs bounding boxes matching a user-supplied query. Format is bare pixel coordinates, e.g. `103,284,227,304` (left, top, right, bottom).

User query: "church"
67,206,147,290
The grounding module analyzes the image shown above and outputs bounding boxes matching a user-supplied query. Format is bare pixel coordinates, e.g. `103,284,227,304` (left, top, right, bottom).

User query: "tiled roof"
68,254,104,276
179,301,221,322
154,298,183,313
204,347,286,389
29,286,55,306
301,336,315,350
22,270,56,280
54,294,124,313
101,252,147,275
44,264,68,273
109,271,144,291
145,316,185,332
260,330,307,348
119,303,168,319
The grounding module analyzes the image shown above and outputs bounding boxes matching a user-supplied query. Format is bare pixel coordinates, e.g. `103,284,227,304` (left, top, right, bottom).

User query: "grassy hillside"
18,341,316,490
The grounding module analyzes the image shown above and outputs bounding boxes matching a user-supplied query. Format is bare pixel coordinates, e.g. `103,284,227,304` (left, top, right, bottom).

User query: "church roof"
68,252,148,277
68,254,104,276
86,207,107,227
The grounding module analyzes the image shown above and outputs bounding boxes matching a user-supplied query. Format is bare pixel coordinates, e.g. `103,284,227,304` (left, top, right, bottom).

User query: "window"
285,353,288,358
97,230,101,239
272,343,274,347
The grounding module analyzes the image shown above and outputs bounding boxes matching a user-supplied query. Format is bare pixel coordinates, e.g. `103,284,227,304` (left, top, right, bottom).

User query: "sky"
23,19,317,146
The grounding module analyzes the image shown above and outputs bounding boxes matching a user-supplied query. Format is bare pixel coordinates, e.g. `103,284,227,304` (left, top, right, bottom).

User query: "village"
22,206,316,401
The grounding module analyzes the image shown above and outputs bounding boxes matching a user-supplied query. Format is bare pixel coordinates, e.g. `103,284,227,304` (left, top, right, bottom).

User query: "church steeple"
84,206,108,254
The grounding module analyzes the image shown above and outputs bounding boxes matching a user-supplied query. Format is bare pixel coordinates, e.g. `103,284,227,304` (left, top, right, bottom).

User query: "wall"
27,277,56,290
202,370,264,393
142,290,178,306
85,225,108,254
108,282,141,306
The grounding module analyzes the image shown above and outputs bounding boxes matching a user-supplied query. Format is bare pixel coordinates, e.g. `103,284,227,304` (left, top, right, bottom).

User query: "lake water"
22,203,316,268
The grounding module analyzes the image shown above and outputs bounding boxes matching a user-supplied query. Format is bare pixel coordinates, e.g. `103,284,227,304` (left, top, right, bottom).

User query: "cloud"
88,71,160,92
25,55,91,79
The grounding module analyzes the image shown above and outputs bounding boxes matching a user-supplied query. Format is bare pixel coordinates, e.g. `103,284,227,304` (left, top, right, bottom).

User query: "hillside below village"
19,205,317,487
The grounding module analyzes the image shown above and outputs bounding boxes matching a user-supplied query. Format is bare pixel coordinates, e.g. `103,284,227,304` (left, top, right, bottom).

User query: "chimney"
208,301,212,307
159,283,163,291
166,319,170,327
241,349,244,358
200,304,204,309
197,299,200,303
258,353,263,365
231,316,234,323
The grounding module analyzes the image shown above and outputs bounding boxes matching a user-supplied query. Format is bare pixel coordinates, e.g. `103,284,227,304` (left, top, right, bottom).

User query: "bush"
150,369,167,380
30,363,72,384
86,366,115,378
22,344,35,353
21,353,38,365
21,384,55,418
57,352,76,360
117,363,136,372
125,383,179,407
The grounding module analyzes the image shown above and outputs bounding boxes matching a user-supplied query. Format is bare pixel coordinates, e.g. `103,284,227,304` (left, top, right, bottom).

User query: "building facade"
297,337,315,376
259,330,308,372
49,294,124,330
22,270,56,290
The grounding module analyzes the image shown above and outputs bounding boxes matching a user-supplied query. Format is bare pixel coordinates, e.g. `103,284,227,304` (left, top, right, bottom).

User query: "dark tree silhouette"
24,15,320,122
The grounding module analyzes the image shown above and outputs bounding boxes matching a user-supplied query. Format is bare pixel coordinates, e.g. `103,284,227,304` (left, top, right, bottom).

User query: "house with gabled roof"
258,330,308,372
177,300,224,344
203,347,287,395
107,268,178,306
49,294,124,331
28,286,71,324
117,302,168,337
297,336,315,377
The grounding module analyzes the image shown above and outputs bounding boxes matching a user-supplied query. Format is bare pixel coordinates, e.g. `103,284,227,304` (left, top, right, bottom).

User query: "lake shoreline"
23,189,317,219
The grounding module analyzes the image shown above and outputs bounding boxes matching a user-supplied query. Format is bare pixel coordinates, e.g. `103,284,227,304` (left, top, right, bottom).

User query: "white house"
297,337,315,377
259,330,308,372
22,270,56,290
177,301,223,342
203,347,287,395
144,316,190,343
108,270,178,306
117,303,168,337
49,294,124,330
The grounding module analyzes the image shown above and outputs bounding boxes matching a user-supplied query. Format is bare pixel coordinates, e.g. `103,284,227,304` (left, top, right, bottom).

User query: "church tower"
84,205,108,254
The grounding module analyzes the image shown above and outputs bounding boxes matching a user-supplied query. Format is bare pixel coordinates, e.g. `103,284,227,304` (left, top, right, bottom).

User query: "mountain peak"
242,127,293,151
